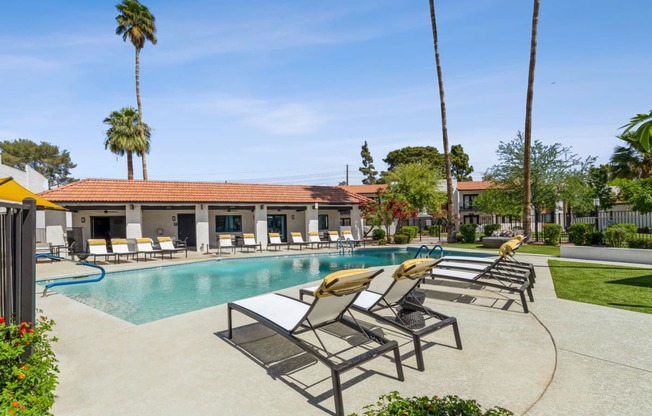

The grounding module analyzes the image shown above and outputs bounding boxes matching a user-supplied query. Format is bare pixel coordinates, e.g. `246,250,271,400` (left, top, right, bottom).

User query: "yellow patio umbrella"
0,177,65,210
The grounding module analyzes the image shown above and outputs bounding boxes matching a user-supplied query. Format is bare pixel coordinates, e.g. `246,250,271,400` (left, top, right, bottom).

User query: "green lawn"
548,260,652,314
443,242,560,257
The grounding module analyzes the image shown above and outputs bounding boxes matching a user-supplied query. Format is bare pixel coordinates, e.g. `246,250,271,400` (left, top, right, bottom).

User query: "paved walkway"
34,246,652,415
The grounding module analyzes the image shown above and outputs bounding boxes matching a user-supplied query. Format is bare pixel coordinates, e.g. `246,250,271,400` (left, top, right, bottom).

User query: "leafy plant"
568,223,595,246
1,315,59,415
377,238,387,246
542,223,562,246
482,224,502,237
626,236,652,249
372,229,386,241
398,226,419,240
392,233,410,244
604,223,637,248
350,391,513,416
459,223,478,244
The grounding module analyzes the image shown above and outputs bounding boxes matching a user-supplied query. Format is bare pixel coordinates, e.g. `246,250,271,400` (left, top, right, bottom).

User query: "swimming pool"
42,248,490,325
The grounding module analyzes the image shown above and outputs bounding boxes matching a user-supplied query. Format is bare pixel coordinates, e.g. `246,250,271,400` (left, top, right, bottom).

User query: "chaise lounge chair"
430,240,534,313
240,233,262,252
267,232,289,251
227,268,404,416
136,237,165,261
157,236,188,258
342,229,364,247
216,234,236,255
87,239,119,264
111,238,138,263
301,258,462,371
289,232,311,250
308,231,329,249
326,230,341,248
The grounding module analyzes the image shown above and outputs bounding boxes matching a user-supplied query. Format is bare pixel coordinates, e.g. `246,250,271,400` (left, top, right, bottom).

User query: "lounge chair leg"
227,305,233,339
331,369,344,416
393,345,405,381
413,334,425,372
527,286,534,302
519,292,529,313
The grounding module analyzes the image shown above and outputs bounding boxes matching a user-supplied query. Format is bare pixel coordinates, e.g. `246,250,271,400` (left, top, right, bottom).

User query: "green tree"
359,141,378,184
450,144,474,181
621,110,652,152
382,146,444,173
103,107,151,180
523,0,541,241
609,133,652,180
360,191,416,240
384,163,446,215
0,138,76,188
115,0,157,180
612,177,652,213
588,165,616,211
474,187,522,218
428,0,455,242
483,132,595,237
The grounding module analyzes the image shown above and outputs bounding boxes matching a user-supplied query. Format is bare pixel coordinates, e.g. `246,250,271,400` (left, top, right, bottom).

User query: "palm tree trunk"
429,0,455,242
135,47,148,180
127,151,134,180
523,0,540,242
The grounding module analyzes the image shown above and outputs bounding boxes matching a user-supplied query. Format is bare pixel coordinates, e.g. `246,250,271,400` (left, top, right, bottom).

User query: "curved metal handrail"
37,253,107,297
413,245,430,258
428,244,445,258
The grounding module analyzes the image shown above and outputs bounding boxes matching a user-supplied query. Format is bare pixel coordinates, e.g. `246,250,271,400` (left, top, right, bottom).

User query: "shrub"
483,224,501,237
542,223,562,246
350,391,513,416
426,225,441,236
637,226,650,234
398,226,419,240
604,223,637,248
392,233,410,244
626,236,652,249
459,223,478,244
371,229,386,241
1,314,59,415
377,238,387,246
567,223,595,246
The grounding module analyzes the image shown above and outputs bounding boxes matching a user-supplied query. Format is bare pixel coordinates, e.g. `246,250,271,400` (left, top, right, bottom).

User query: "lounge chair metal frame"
227,269,404,416
216,234,236,255
267,232,289,251
289,232,311,250
301,259,462,371
87,239,119,264
240,233,262,252
157,236,189,258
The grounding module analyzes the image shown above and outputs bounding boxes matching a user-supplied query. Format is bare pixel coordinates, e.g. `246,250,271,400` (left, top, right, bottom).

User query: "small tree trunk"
127,151,134,180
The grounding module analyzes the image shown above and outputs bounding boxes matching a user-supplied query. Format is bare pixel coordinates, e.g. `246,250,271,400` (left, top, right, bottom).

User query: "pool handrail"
413,244,445,259
37,253,107,297
337,238,354,255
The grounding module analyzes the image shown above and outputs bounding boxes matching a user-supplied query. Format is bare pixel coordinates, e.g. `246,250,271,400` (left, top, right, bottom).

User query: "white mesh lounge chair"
430,240,533,313
227,268,404,416
301,258,461,371
289,232,311,250
326,230,341,248
342,229,364,247
87,239,118,264
110,238,138,263
157,236,188,258
240,233,261,252
308,231,328,249
136,237,164,261
267,233,288,251
216,234,236,255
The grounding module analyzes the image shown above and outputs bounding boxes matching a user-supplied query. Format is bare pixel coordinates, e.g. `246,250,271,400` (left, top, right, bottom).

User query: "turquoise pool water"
43,248,490,325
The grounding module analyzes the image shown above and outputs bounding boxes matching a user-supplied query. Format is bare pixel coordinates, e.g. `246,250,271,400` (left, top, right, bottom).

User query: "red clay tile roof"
456,180,494,191
339,184,388,195
40,179,366,204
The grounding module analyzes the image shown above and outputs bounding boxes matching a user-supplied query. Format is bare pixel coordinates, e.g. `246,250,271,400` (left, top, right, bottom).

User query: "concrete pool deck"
35,245,652,415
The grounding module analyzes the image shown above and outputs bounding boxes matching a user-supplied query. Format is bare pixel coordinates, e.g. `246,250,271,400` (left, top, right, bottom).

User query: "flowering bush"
1,314,59,415
350,391,513,416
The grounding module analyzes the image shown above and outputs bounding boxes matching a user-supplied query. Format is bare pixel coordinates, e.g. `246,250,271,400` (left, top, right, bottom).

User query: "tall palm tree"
428,0,454,242
103,107,151,180
610,133,652,179
523,0,540,242
115,0,157,180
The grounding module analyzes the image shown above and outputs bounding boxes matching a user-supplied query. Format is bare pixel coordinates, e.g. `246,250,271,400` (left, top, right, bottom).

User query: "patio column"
351,204,364,240
306,203,319,234
126,204,143,239
255,205,268,250
196,204,209,253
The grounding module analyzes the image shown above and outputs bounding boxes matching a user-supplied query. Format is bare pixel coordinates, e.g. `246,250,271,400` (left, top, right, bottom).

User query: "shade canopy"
0,177,65,210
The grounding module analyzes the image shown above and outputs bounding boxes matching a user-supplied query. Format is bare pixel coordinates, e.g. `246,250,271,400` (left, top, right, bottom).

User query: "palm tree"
610,133,652,179
103,107,151,180
428,0,455,242
115,0,157,180
523,0,540,242
621,110,652,152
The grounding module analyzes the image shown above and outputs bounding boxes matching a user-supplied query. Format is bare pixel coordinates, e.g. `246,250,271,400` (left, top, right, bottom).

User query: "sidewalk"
34,248,652,415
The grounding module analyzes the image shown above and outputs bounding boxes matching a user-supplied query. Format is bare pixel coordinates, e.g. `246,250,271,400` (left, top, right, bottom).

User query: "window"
318,215,329,230
215,215,242,232
462,194,477,210
340,218,351,226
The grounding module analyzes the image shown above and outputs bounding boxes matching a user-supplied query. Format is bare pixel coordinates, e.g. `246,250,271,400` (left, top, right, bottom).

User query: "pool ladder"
337,238,354,255
38,253,107,296
414,244,444,259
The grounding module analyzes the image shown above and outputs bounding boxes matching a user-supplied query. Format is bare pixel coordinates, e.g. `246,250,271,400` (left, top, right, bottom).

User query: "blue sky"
1,0,650,185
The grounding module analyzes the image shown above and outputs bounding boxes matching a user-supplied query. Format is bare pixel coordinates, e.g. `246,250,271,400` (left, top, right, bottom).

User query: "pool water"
43,248,490,325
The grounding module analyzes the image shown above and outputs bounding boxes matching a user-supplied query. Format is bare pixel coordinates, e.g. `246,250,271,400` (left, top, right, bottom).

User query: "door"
178,214,196,247
267,215,287,241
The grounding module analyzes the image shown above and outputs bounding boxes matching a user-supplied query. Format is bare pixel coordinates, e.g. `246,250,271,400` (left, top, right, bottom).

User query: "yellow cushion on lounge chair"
111,239,128,245
499,239,520,256
515,235,524,241
314,268,377,298
88,239,106,246
392,258,438,280
329,231,339,235
269,233,280,237
158,237,172,243
136,238,152,244
219,235,232,240
309,231,319,236
291,232,301,236
243,233,254,238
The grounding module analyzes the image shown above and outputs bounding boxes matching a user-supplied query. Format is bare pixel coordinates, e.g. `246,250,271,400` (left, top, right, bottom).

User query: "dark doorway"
267,214,287,241
178,214,196,247
90,216,126,248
